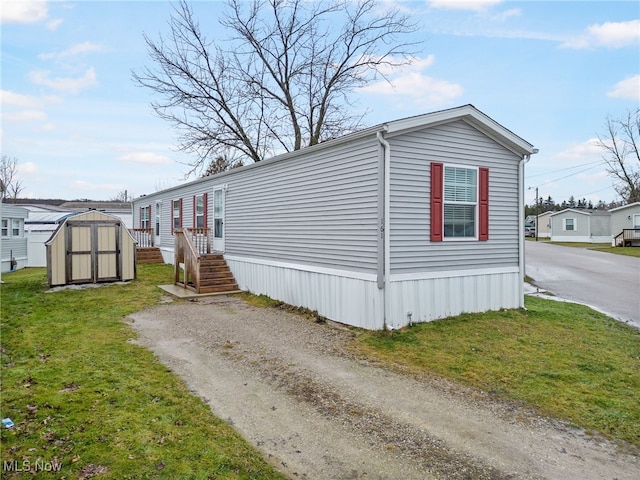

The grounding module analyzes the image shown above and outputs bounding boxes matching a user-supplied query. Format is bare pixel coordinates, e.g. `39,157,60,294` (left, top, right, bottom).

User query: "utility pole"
535,186,539,242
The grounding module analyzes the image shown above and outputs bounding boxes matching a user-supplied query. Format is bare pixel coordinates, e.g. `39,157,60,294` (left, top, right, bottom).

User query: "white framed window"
11,219,22,237
1,219,8,237
195,194,205,228
140,206,150,229
443,166,477,238
564,218,576,231
634,214,640,229
172,199,182,232
155,202,162,236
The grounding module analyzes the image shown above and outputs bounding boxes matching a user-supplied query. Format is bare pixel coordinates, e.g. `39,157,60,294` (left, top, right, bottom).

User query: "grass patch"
535,240,640,257
353,296,640,448
237,291,327,323
1,266,285,479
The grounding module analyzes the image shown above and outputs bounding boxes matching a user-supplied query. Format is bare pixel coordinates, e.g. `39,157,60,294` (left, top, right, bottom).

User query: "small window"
1,219,8,237
634,214,640,229
564,218,575,231
172,199,182,232
155,202,161,236
443,166,477,238
195,195,205,228
140,206,150,229
11,219,22,237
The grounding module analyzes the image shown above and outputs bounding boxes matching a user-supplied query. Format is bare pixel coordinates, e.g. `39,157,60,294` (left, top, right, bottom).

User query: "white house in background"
132,104,537,330
1,203,29,273
535,211,554,238
549,209,611,243
24,210,78,267
610,202,640,246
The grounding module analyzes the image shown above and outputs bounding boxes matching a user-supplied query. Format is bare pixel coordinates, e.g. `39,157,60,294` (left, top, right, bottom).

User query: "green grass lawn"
526,238,640,257
353,296,640,448
0,266,286,480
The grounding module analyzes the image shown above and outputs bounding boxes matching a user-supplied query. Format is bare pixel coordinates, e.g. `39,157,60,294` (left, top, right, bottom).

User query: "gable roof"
609,202,640,213
134,104,536,202
549,208,610,217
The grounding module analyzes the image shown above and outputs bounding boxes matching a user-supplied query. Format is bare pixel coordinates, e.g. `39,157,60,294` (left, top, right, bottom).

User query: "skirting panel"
226,257,384,330
386,270,521,329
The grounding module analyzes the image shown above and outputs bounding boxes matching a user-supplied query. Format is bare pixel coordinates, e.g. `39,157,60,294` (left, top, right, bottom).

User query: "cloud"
71,180,125,193
0,0,48,24
39,42,106,61
4,110,47,122
428,0,503,12
0,90,42,109
18,162,39,174
358,55,463,106
28,68,98,94
555,138,602,163
607,75,640,100
47,18,63,30
118,152,173,165
561,20,640,49
490,8,521,22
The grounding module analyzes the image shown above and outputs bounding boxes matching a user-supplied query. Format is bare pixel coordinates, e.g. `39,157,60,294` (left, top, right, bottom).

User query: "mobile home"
133,105,537,329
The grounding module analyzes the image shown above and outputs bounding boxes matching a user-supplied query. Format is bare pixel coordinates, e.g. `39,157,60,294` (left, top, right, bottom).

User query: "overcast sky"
1,0,638,206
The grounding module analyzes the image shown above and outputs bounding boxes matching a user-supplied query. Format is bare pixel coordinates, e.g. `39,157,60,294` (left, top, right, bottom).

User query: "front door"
213,187,225,252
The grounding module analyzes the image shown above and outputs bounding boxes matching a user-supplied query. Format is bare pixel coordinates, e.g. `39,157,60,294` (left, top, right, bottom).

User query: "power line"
535,164,605,187
526,159,603,179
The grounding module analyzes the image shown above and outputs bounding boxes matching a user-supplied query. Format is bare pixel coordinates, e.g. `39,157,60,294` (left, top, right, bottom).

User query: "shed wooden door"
66,220,121,284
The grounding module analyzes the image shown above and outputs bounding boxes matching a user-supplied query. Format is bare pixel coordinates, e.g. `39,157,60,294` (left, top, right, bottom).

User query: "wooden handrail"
131,228,154,248
173,228,201,292
614,228,640,247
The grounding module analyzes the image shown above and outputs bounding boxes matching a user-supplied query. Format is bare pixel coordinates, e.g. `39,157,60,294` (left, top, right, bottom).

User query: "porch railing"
614,228,640,247
173,228,202,292
131,228,154,248
186,227,211,255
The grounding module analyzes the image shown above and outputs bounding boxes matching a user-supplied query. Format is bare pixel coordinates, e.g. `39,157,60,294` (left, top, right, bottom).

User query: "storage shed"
46,210,137,287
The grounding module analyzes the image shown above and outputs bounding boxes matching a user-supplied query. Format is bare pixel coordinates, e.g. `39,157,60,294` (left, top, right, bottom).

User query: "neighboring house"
132,104,537,330
24,209,78,267
535,211,553,238
1,203,29,273
609,202,640,246
549,209,611,243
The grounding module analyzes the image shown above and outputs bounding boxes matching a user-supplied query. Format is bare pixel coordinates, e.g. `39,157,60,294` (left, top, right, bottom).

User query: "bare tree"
596,109,640,203
133,0,419,174
110,190,133,202
0,155,25,202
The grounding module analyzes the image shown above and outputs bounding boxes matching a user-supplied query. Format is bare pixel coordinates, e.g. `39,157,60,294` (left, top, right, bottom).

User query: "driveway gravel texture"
129,295,639,480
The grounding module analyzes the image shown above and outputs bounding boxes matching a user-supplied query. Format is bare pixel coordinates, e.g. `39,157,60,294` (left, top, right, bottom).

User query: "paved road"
525,241,640,329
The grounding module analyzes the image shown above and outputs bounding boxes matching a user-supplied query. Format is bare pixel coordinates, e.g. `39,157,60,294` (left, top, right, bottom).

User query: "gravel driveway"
129,295,638,480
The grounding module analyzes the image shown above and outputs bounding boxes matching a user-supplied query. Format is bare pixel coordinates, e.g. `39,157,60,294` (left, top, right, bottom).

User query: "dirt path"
128,295,638,480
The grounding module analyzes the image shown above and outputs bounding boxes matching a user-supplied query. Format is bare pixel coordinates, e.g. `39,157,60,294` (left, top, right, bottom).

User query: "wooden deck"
613,229,640,247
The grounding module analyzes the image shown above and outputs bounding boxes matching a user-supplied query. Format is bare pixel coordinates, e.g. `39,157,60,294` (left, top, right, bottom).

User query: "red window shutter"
430,162,443,242
479,167,489,241
192,196,196,227
203,192,208,226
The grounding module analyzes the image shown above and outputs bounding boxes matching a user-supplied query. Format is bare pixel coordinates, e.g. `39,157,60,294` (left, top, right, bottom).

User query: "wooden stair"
137,247,164,264
192,254,239,294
